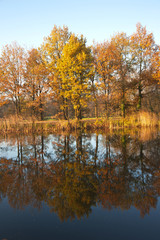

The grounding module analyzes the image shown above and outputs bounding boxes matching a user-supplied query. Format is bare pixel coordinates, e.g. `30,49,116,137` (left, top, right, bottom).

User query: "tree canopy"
0,23,159,119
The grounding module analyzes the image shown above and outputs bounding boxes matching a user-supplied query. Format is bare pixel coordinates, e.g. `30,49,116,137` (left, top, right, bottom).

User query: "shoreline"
0,114,159,134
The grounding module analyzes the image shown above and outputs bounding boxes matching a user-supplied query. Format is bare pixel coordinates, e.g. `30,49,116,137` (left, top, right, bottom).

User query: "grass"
0,111,159,134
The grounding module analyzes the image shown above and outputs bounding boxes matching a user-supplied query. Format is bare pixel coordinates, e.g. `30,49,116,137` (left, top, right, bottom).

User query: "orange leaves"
24,48,49,119
151,47,160,84
0,23,159,119
0,42,26,114
93,40,117,81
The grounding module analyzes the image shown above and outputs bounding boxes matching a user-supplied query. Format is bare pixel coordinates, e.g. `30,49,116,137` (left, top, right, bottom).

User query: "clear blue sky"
0,0,160,51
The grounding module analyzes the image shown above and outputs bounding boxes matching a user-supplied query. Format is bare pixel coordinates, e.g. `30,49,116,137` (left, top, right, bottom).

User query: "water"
0,129,159,240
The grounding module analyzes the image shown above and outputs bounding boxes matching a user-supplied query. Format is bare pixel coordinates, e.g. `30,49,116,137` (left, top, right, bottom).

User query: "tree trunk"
122,88,125,118
137,62,142,110
95,99,98,118
137,80,142,110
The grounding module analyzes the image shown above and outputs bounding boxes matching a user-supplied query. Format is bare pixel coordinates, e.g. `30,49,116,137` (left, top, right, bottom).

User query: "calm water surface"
0,129,159,240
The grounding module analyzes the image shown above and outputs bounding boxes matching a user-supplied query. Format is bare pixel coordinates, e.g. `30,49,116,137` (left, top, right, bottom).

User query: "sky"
0,0,160,52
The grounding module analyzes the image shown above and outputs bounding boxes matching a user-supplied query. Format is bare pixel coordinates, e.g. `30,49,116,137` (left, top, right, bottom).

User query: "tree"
131,23,156,110
93,41,118,117
0,42,26,115
152,46,160,84
57,34,94,120
110,33,133,118
90,64,99,118
41,25,71,119
24,48,49,120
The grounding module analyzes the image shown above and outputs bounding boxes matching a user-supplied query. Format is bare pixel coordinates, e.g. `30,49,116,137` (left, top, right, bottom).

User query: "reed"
128,111,159,128
0,111,159,134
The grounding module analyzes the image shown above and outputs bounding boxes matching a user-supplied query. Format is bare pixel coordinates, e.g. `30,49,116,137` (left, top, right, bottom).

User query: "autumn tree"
0,42,26,115
90,66,99,118
110,33,133,118
57,34,94,120
24,48,49,120
41,25,71,119
152,46,160,84
93,41,118,117
130,23,156,110
0,23,159,119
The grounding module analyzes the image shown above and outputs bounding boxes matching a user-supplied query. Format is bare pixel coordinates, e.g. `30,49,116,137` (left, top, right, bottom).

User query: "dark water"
0,129,160,240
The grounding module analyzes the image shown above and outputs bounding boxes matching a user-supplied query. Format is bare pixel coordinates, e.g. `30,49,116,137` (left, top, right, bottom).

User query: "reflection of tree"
0,130,159,220
47,161,98,221
47,132,98,221
98,132,160,217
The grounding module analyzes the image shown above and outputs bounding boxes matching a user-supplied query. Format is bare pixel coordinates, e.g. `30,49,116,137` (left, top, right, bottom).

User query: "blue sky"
0,0,159,51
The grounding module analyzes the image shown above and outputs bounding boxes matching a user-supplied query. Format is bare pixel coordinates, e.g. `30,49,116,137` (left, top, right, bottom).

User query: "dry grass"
0,111,159,134
128,111,159,128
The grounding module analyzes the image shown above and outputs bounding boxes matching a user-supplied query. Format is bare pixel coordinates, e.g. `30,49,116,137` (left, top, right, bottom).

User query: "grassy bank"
0,112,159,134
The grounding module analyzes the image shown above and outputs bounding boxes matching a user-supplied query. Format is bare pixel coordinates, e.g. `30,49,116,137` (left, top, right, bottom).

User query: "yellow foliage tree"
41,25,71,119
57,34,94,120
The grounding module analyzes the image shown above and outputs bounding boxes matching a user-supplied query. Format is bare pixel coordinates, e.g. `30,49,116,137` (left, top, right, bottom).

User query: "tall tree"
131,23,156,110
152,46,160,84
41,25,71,119
93,41,118,117
57,34,94,120
111,33,133,118
24,48,49,120
0,42,26,115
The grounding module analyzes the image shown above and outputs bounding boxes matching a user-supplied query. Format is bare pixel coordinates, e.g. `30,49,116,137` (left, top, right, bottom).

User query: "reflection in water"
0,129,159,221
